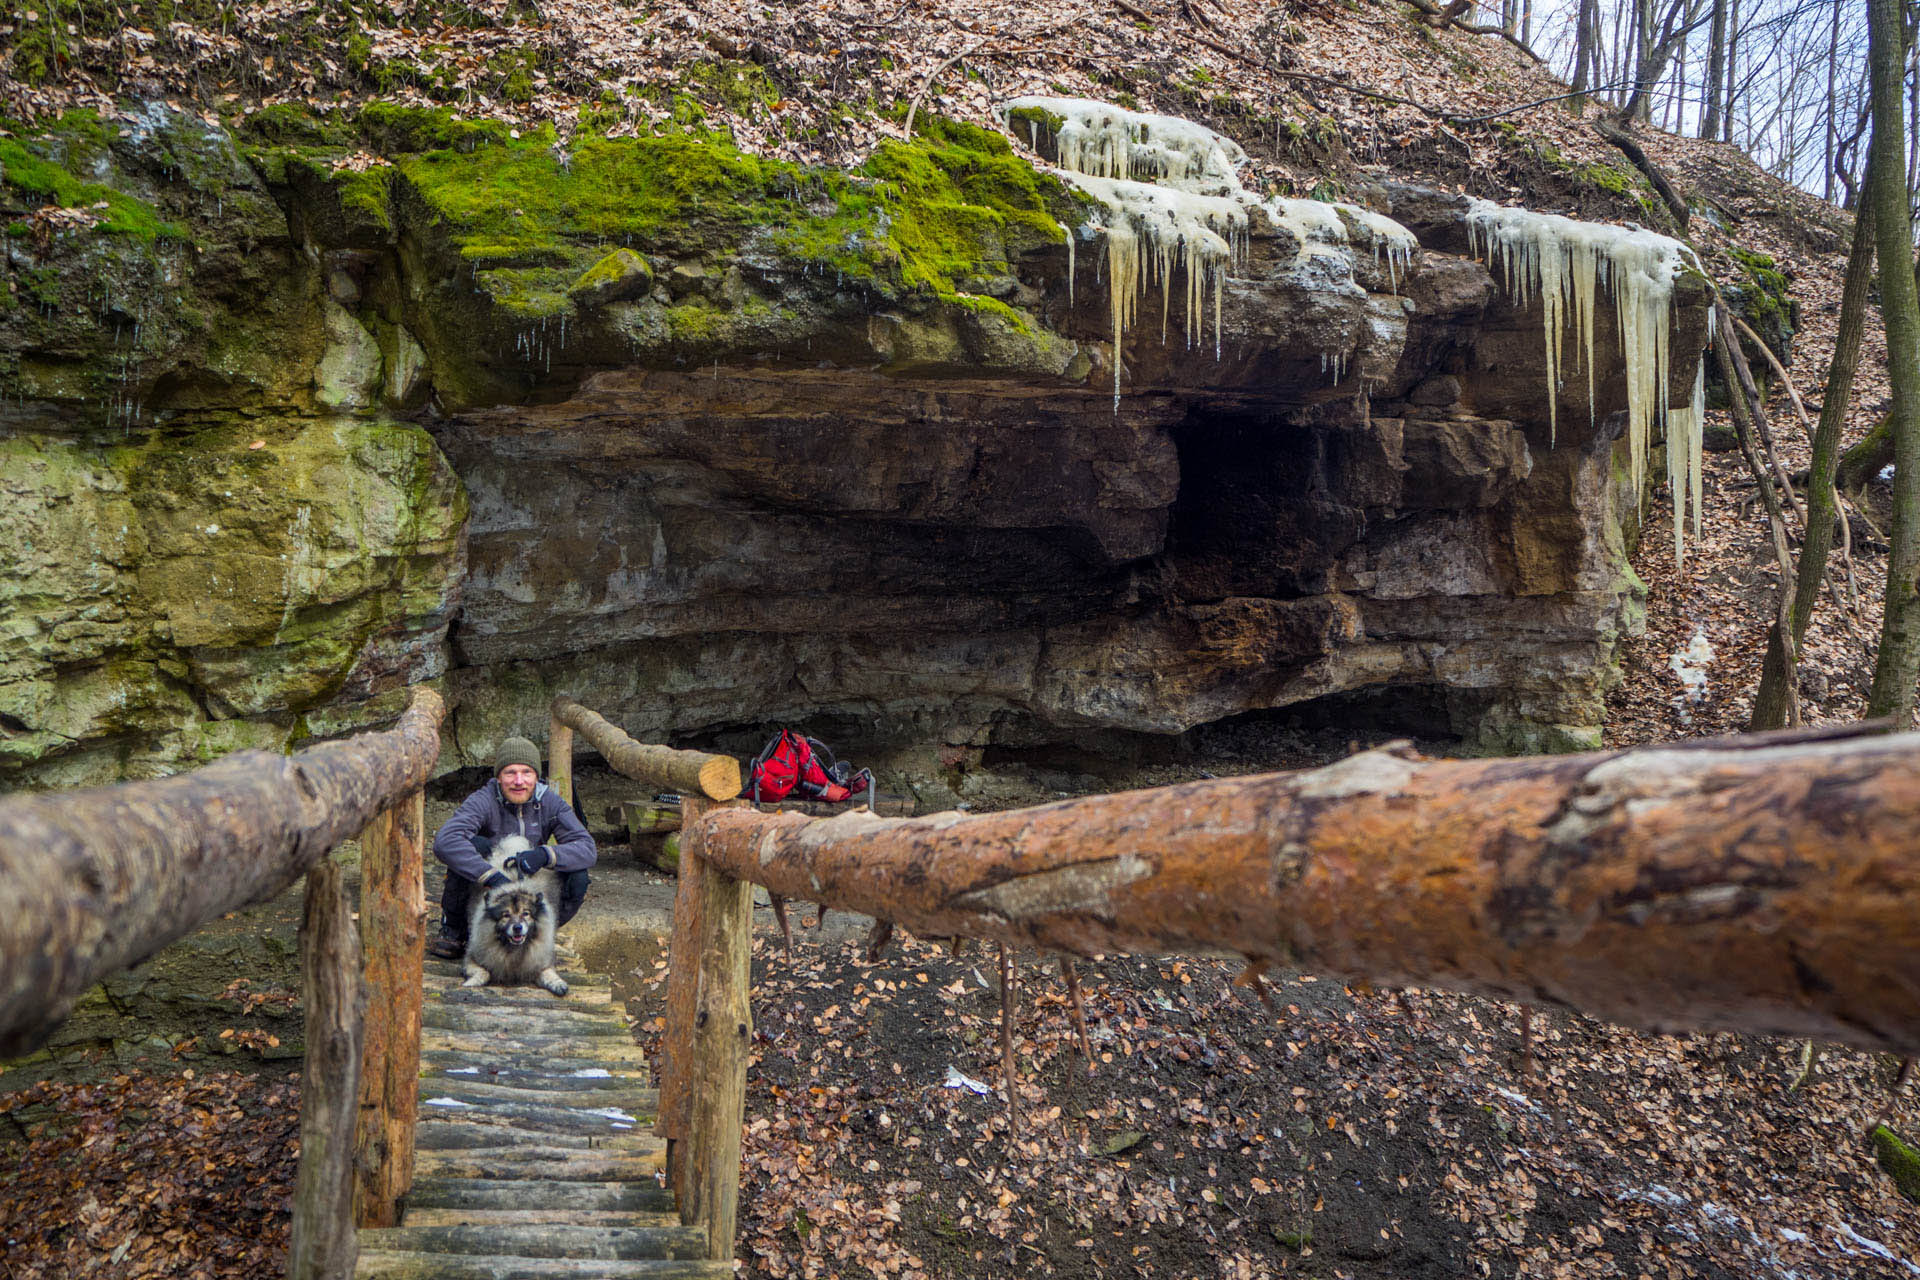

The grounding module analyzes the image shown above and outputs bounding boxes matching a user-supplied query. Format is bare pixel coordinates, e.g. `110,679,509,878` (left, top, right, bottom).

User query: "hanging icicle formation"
1000,97,1250,406
1463,199,1707,563
998,97,1420,406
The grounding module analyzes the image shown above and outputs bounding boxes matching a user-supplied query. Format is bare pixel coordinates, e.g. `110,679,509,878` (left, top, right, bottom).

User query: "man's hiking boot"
426,932,465,960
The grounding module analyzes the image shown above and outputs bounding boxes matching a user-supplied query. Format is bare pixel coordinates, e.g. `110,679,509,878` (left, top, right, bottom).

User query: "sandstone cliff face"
0,106,1711,785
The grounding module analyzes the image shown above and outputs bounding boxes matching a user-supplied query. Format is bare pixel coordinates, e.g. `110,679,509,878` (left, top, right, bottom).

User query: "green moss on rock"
1722,246,1797,378
569,247,655,306
0,116,188,242
1873,1124,1920,1204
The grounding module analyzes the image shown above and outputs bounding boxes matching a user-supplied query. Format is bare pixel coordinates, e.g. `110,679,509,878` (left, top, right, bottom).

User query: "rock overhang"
0,99,1715,783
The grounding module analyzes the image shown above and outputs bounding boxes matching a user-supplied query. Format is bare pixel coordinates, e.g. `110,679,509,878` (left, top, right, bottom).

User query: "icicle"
1464,198,1705,565
997,97,1418,410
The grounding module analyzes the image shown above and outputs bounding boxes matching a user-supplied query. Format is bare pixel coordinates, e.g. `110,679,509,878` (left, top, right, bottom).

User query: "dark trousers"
439,835,590,941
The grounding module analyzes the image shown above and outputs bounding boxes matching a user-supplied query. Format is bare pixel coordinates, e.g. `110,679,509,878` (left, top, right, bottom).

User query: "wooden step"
416,1080,658,1111
429,985,616,1008
401,1208,678,1229
423,1060,652,1088
424,1005,634,1036
407,1178,674,1213
422,1056,650,1083
414,1149,664,1182
355,1252,728,1279
424,969,611,990
416,1122,659,1152
424,959,589,984
361,1224,702,1260
423,1031,646,1057
417,1097,651,1134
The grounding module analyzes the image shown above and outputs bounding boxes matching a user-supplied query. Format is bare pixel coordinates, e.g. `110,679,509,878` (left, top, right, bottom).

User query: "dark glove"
514,845,552,877
481,870,513,890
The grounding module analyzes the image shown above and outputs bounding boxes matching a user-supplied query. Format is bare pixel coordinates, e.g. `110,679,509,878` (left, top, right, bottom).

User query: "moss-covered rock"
1,105,328,431
1872,1124,1920,1204
1721,246,1797,381
0,417,467,785
569,248,655,307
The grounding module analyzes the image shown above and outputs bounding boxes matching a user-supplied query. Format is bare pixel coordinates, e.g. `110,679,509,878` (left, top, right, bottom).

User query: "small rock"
569,249,655,308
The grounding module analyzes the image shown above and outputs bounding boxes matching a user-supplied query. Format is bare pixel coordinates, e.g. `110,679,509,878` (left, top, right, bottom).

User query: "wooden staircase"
353,962,728,1279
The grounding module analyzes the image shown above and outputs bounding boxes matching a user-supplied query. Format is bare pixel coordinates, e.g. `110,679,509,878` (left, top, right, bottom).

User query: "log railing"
0,687,447,1278
695,723,1920,1057
584,713,1920,1271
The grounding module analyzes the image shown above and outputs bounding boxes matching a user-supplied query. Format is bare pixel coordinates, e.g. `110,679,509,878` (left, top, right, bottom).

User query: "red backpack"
746,729,873,805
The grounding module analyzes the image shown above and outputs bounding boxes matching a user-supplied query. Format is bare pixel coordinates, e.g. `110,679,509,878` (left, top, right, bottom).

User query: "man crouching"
428,736,597,966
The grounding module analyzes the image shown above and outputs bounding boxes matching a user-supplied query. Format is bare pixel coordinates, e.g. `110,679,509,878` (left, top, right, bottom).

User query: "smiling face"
498,763,538,804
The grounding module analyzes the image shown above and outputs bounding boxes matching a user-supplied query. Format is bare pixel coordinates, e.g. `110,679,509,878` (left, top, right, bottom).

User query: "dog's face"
485,887,547,947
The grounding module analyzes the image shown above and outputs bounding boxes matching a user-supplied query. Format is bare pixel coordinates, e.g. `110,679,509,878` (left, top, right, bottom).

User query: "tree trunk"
1840,415,1894,492
288,855,368,1280
1700,0,1726,139
1572,0,1595,99
697,726,1920,1056
354,791,427,1229
1752,186,1877,730
0,688,445,1058
1868,0,1920,729
1822,3,1841,202
550,696,741,801
1721,0,1739,142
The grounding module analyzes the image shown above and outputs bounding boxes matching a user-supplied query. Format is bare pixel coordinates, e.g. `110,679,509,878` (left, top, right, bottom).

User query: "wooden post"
678,799,753,1261
656,795,708,1208
548,717,575,810
353,788,427,1228
289,854,368,1280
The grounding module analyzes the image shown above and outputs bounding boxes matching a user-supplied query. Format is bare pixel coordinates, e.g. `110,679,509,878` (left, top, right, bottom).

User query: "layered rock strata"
0,102,1712,785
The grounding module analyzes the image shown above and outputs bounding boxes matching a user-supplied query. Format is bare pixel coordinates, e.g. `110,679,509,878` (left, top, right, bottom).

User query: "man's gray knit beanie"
494,736,542,778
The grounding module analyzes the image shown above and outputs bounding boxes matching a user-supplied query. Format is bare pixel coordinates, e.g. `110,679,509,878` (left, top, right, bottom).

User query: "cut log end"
697,756,743,802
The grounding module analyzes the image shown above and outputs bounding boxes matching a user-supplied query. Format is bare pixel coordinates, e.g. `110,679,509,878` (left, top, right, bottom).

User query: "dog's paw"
461,964,489,988
539,969,569,997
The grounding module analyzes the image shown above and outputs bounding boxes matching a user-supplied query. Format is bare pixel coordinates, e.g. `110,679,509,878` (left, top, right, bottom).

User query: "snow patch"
423,1096,474,1108
569,1068,614,1078
943,1066,993,1095
1835,1223,1920,1275
587,1106,638,1123
1669,629,1716,723
445,1065,481,1075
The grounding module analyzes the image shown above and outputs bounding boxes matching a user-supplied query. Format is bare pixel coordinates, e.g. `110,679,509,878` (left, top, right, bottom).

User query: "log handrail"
550,695,741,800
0,686,447,1057
694,724,1920,1057
0,686,446,1278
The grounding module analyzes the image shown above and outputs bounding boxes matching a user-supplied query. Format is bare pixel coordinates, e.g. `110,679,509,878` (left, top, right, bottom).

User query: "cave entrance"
1164,409,1368,602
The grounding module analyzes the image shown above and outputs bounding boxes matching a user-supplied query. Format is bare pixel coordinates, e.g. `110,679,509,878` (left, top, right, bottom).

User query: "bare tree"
1867,0,1920,730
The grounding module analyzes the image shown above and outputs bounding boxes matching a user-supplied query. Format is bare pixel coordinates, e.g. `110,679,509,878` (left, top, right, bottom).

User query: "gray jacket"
431,779,597,883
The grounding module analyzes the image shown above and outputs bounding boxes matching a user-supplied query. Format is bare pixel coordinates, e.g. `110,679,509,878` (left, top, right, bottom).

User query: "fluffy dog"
463,834,568,996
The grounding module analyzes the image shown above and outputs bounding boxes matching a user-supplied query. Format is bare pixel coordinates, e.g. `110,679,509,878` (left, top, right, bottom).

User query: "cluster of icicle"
997,96,1416,407
1464,199,1707,564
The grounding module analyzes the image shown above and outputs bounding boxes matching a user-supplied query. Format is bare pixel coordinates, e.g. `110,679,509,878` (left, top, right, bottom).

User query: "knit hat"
494,736,542,778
